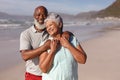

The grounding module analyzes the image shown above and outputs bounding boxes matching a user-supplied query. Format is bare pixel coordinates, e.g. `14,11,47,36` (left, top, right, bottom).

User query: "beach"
78,26,120,80
0,26,120,80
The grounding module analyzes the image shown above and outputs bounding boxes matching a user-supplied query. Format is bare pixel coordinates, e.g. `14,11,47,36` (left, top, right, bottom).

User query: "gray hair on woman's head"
45,13,63,28
44,13,63,32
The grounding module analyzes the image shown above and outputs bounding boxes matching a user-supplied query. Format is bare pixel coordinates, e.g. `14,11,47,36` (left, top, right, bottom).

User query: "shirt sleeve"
19,32,31,51
39,40,45,47
69,35,80,47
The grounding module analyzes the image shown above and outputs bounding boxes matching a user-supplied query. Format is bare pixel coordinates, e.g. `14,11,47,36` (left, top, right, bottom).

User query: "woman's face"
45,20,60,36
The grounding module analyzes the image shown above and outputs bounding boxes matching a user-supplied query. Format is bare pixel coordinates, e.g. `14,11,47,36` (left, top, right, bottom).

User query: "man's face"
34,8,47,24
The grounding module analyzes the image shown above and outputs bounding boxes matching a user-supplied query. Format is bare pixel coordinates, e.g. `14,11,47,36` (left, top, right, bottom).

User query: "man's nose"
39,15,44,19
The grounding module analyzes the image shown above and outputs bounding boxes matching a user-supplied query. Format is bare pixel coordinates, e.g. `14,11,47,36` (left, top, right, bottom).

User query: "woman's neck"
52,33,62,40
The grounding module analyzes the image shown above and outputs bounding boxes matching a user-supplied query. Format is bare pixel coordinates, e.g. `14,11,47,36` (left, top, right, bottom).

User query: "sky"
0,0,116,15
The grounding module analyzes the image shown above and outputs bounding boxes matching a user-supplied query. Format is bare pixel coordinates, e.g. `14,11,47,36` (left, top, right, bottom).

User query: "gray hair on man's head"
44,12,63,25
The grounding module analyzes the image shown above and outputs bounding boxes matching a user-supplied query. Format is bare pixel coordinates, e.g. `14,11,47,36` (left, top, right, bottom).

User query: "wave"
0,24,21,27
0,18,120,30
0,24,22,29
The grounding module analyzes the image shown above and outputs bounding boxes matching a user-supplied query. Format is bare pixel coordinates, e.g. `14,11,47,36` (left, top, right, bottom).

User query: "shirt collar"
31,25,37,33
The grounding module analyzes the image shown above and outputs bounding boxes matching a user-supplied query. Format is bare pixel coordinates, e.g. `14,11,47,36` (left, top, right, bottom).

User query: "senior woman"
39,13,87,80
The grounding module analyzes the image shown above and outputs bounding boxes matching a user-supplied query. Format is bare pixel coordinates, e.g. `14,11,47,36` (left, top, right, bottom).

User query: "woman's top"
40,35,80,80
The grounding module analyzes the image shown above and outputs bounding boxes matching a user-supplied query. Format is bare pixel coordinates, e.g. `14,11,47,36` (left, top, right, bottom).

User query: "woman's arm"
39,51,56,73
39,39,59,73
69,44,87,64
60,36,87,64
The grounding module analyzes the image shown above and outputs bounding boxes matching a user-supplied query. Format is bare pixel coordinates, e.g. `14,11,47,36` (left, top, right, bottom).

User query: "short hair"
45,13,63,31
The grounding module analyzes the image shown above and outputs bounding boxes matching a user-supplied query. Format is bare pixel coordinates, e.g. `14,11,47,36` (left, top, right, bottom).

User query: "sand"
0,27,120,80
78,27,120,80
0,63,25,80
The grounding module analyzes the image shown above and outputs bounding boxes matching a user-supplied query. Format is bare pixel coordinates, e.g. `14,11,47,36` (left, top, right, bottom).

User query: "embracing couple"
20,6,87,80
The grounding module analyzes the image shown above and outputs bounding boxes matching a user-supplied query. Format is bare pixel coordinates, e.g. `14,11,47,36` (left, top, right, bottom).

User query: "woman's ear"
58,22,63,28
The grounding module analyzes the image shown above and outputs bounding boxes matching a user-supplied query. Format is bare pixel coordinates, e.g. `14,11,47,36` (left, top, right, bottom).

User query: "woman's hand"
60,36,71,48
62,31,70,41
50,39,59,53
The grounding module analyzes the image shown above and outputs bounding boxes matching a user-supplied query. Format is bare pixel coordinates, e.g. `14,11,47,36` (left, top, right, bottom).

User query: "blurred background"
0,0,120,80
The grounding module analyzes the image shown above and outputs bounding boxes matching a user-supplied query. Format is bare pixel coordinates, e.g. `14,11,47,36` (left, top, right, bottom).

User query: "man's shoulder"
21,26,33,35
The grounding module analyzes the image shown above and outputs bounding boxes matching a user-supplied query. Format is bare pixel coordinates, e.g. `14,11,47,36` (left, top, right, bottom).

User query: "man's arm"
20,40,50,61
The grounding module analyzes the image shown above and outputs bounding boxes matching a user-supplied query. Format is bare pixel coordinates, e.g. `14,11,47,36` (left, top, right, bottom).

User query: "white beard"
34,18,45,29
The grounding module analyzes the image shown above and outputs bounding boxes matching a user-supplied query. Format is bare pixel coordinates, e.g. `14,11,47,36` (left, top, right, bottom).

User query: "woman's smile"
46,21,59,36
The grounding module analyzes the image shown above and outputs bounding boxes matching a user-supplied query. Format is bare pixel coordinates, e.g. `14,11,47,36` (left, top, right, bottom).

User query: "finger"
55,39,59,44
61,36,66,41
56,39,59,44
51,40,55,45
52,40,57,47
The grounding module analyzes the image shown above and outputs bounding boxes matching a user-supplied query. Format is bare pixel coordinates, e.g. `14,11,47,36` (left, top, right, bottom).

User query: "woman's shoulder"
69,35,80,47
40,36,52,46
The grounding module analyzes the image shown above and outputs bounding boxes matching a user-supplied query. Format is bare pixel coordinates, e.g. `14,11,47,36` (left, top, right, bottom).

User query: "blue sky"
0,0,116,15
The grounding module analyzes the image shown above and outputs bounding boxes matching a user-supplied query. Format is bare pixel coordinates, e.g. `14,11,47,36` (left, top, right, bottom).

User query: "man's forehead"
35,8,46,14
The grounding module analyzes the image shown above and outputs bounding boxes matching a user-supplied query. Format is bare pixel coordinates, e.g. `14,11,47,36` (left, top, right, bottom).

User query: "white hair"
44,13,63,25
